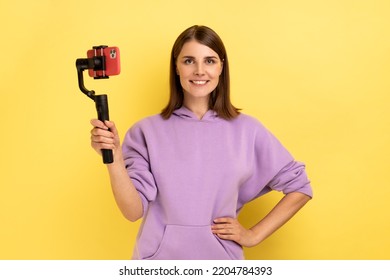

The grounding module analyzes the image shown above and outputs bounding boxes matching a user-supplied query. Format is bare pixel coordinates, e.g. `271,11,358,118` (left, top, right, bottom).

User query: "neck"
183,97,209,120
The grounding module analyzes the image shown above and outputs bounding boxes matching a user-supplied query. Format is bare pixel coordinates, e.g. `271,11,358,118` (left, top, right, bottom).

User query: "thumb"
104,120,116,130
104,120,120,138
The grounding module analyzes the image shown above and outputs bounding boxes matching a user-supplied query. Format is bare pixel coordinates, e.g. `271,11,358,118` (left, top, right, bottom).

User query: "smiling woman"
90,25,313,260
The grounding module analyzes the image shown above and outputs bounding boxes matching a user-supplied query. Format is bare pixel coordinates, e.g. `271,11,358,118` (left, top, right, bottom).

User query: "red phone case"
87,47,120,78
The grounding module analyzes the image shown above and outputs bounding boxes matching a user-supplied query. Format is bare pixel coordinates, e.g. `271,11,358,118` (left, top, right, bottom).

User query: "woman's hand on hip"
211,217,259,247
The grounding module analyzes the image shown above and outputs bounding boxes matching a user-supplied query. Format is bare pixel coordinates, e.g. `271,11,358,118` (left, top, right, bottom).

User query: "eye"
184,58,194,64
205,58,216,64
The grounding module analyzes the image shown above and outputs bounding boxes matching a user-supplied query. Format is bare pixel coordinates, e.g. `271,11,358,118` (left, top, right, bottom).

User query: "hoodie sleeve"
238,118,313,208
122,121,157,216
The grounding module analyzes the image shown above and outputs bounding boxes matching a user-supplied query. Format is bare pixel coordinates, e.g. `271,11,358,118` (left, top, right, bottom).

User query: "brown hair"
161,25,240,120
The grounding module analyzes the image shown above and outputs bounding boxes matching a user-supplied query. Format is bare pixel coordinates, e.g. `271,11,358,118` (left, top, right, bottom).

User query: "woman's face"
176,40,223,102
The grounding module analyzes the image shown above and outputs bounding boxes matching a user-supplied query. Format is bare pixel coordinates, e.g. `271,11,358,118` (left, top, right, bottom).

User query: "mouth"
190,80,209,85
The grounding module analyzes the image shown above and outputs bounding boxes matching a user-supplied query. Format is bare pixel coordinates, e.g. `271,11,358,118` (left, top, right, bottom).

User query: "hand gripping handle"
95,95,114,164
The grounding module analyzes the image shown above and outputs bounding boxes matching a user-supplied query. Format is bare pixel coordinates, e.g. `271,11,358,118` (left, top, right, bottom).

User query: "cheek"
177,66,192,79
179,76,190,90
211,69,222,82
213,77,220,88
212,66,223,78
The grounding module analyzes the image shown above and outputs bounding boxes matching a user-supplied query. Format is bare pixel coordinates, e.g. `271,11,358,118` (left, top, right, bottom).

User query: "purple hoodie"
122,106,312,260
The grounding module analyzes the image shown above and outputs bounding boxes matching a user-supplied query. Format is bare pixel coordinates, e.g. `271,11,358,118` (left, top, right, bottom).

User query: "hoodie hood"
172,106,219,122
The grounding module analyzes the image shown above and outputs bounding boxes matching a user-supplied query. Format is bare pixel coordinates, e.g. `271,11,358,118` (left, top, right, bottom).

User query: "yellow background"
1,0,389,259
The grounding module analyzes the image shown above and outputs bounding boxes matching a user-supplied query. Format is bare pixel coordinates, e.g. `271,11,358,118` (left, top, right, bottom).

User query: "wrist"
248,226,267,246
106,150,124,167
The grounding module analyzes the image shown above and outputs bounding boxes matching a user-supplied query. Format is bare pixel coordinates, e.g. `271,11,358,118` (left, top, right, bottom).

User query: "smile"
191,80,208,85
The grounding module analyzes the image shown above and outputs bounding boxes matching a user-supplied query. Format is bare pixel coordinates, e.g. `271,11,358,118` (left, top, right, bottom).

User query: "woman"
90,25,313,260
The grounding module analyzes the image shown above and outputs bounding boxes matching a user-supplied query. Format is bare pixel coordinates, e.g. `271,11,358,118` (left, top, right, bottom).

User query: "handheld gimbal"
76,45,121,164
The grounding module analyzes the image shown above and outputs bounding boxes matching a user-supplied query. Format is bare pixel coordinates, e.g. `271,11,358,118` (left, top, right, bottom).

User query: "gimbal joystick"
76,45,120,164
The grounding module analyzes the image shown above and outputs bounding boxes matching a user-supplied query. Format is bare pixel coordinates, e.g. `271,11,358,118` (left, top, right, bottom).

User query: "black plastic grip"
95,95,114,164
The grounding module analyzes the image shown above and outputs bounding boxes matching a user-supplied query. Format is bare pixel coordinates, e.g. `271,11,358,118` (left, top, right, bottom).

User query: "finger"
91,127,114,138
91,139,115,148
91,141,115,151
213,228,235,235
90,119,109,130
213,217,234,224
216,233,237,242
91,134,115,144
212,223,236,234
212,223,234,230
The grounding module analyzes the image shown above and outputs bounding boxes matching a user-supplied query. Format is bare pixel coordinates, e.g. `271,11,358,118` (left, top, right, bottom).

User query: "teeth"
192,81,207,85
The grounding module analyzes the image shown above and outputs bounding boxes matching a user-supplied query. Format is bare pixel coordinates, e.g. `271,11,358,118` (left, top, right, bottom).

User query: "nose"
194,62,205,76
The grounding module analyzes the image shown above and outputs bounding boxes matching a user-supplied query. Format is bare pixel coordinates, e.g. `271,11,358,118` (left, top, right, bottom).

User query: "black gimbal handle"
95,95,113,164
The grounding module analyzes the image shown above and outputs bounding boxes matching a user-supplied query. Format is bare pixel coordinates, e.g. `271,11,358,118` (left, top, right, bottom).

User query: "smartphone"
87,46,120,78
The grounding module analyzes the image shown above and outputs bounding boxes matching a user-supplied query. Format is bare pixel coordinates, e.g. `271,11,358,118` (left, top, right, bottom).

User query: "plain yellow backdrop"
1,0,389,259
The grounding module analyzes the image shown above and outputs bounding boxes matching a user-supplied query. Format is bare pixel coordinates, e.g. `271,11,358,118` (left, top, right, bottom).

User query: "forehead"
178,40,219,58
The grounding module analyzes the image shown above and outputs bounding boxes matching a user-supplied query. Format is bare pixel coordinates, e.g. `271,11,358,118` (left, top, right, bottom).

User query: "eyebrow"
181,56,219,60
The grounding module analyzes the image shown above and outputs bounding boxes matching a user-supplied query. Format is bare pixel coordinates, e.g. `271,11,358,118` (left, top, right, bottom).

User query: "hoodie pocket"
144,224,232,260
